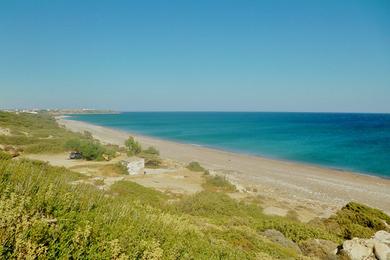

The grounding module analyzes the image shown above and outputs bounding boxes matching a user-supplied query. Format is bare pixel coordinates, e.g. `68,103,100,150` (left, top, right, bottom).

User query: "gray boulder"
373,231,390,260
340,238,376,260
373,230,390,245
338,230,390,260
262,229,302,255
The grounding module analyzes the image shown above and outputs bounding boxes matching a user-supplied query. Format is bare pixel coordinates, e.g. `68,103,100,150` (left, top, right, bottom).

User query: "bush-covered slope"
0,156,300,259
0,112,118,160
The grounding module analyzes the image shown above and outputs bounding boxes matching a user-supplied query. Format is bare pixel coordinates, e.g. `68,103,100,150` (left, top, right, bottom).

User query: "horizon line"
1,108,389,114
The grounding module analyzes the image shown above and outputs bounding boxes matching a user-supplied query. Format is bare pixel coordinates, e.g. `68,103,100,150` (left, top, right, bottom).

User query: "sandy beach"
57,117,390,217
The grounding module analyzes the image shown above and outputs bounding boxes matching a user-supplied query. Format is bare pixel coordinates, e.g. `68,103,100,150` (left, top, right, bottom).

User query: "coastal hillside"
1,111,390,259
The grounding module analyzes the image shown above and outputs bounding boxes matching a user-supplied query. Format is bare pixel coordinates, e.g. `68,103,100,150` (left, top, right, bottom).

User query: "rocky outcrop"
299,239,338,259
340,238,376,259
373,231,390,260
261,229,302,255
338,230,390,260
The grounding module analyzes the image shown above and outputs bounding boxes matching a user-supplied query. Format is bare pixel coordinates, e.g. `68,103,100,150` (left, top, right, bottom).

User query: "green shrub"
109,180,167,207
175,191,242,217
101,162,129,176
124,136,142,156
186,161,205,172
322,201,390,239
203,175,237,192
139,152,162,168
145,156,162,168
143,146,160,156
174,191,339,244
64,138,115,161
138,146,162,168
112,162,129,175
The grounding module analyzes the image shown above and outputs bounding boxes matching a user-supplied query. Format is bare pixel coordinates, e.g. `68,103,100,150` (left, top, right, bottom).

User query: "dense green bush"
186,161,206,172
203,175,237,192
139,152,162,168
174,191,339,244
322,201,390,239
106,162,129,175
143,146,160,156
138,146,162,168
124,136,142,156
176,191,244,217
64,138,115,161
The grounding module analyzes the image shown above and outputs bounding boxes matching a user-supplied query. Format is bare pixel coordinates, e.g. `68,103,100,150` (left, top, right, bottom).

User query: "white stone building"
121,157,145,175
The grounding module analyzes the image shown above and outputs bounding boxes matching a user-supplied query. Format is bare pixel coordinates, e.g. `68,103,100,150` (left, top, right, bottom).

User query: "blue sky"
0,0,389,112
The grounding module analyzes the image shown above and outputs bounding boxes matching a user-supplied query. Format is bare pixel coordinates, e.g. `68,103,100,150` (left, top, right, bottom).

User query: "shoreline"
62,116,390,181
57,116,390,216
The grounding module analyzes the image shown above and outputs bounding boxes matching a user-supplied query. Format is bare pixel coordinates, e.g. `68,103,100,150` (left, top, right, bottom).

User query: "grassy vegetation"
143,146,160,156
202,174,237,192
0,155,321,259
186,161,206,172
0,155,295,259
0,112,119,161
94,178,105,186
64,138,116,161
139,152,162,169
101,162,129,176
319,201,390,239
0,150,13,160
124,136,142,156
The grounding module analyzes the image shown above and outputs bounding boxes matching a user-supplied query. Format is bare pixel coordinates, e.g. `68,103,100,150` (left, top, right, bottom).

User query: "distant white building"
121,158,145,175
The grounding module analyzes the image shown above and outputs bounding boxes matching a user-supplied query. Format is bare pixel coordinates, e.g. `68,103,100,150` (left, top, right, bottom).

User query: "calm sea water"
69,112,390,178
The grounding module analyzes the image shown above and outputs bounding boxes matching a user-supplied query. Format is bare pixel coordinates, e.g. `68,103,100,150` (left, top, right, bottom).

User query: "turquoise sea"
69,112,390,178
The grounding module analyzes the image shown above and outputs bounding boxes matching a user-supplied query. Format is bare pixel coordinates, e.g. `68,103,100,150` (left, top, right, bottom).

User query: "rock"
373,241,390,260
299,239,338,259
373,231,390,260
340,238,376,260
261,229,302,254
338,231,390,260
374,231,390,245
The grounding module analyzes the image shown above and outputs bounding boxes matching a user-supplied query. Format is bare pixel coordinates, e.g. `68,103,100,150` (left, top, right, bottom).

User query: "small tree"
125,136,142,156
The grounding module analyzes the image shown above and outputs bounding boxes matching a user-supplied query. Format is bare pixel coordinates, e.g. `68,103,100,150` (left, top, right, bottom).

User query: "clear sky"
1,0,389,112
